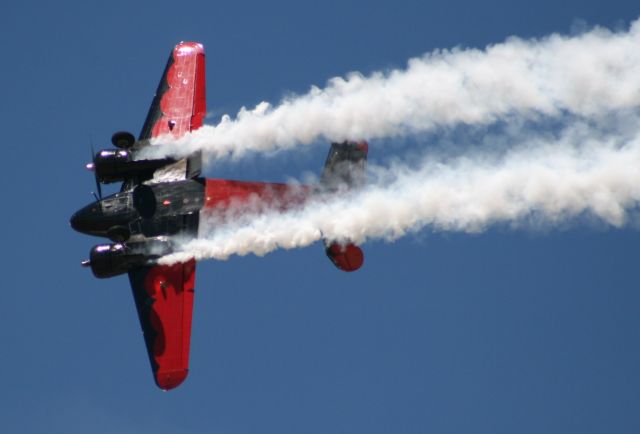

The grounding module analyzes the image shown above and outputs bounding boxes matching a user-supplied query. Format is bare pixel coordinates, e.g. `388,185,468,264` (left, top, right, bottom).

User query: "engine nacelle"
85,243,146,278
89,149,175,184
91,149,131,183
325,242,364,272
84,240,172,278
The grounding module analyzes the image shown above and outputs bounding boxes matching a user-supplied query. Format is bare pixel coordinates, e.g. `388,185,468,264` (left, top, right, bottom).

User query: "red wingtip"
327,243,364,272
355,140,369,153
174,41,205,56
155,369,189,391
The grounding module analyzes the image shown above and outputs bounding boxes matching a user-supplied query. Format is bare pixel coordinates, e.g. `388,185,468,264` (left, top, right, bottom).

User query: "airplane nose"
69,210,85,233
70,205,97,234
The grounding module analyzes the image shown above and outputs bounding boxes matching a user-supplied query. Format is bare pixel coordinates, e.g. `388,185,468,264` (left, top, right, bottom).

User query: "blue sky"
3,1,640,433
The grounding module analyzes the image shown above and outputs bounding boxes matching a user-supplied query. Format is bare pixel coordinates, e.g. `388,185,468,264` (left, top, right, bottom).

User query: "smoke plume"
142,19,640,161
160,119,640,264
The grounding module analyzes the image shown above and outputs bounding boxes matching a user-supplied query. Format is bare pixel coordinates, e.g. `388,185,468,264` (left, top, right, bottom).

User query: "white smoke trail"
142,19,640,161
160,120,640,264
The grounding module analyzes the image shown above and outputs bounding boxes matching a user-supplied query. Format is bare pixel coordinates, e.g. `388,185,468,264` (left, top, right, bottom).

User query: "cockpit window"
101,193,130,212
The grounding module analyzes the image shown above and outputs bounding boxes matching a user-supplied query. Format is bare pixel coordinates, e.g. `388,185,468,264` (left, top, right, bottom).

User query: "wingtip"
326,243,364,272
356,140,369,153
155,369,189,391
174,41,204,56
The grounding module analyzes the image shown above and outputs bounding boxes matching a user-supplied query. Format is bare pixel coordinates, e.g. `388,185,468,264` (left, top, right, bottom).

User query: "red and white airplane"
70,42,367,390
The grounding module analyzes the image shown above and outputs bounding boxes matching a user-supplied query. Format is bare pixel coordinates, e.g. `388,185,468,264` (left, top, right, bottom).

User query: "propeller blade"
95,178,102,201
89,142,102,201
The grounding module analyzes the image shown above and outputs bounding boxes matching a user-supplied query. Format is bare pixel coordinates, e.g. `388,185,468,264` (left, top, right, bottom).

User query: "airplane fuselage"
70,178,204,241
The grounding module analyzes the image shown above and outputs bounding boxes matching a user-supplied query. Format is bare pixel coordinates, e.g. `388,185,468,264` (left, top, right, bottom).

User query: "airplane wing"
136,41,206,182
128,261,196,390
127,41,205,390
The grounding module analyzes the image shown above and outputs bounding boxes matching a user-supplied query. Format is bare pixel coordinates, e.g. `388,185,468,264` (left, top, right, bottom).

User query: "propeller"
87,140,102,202
84,131,135,203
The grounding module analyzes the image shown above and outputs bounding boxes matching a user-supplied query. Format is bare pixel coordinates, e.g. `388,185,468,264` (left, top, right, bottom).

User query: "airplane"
70,42,368,391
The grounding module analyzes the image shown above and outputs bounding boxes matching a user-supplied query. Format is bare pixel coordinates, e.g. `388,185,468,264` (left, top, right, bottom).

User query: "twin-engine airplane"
70,42,368,390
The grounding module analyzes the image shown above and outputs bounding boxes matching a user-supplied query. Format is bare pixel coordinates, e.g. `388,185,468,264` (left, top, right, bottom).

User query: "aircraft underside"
70,41,367,390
